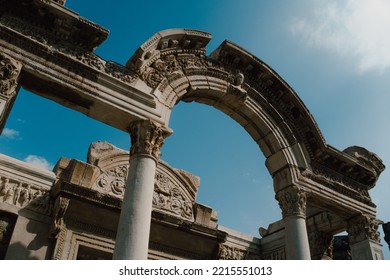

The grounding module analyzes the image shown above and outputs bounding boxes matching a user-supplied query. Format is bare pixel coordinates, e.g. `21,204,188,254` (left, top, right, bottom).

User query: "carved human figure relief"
227,72,247,101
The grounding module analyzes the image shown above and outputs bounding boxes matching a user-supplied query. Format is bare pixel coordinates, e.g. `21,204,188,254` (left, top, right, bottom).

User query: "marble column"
113,119,171,260
0,54,22,134
276,186,311,260
347,214,384,260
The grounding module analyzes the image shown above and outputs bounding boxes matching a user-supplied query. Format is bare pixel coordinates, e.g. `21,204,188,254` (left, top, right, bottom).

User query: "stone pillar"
276,186,311,260
347,214,384,260
0,54,22,134
113,120,171,260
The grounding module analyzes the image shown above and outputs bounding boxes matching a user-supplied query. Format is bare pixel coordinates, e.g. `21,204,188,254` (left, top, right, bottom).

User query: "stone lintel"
0,0,109,52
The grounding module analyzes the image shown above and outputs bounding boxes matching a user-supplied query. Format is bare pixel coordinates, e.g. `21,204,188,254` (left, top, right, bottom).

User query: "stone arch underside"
0,0,384,233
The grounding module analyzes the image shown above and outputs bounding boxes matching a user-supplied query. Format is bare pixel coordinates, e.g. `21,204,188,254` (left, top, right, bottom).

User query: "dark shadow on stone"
6,242,40,260
382,222,390,250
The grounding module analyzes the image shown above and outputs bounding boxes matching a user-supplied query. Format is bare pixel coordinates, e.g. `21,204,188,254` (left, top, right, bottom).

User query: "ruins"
0,0,386,260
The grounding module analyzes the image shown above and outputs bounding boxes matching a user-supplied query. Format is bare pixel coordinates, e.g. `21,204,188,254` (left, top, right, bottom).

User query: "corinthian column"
0,54,22,134
347,214,384,260
113,119,171,260
276,186,311,260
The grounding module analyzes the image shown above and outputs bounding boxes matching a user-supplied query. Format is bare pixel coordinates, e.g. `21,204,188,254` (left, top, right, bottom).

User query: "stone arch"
126,29,385,259
127,29,324,189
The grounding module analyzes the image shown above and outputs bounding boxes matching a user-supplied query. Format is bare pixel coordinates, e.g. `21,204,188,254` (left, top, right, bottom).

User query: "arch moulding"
127,28,384,220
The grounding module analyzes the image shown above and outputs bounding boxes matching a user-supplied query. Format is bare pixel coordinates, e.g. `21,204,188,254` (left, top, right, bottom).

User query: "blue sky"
1,0,390,259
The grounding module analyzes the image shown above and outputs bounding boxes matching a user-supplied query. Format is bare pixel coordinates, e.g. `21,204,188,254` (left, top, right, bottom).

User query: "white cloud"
290,0,390,73
24,155,54,171
1,128,20,139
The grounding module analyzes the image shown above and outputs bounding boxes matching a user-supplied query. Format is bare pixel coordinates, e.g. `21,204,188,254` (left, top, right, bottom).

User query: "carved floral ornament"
92,164,195,221
0,54,21,97
275,186,307,218
129,120,171,160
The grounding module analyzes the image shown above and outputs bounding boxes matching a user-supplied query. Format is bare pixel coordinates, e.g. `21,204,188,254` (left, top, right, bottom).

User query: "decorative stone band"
129,120,172,160
275,186,307,218
347,214,381,244
218,244,247,260
0,175,52,215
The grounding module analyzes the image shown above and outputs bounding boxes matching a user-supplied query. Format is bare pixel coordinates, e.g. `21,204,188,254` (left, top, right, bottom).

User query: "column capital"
276,186,307,218
347,214,381,244
129,119,172,161
0,53,22,98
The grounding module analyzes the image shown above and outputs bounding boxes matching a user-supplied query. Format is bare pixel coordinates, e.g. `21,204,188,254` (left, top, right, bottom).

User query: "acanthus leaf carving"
347,214,381,244
0,54,21,97
276,186,306,218
129,120,171,160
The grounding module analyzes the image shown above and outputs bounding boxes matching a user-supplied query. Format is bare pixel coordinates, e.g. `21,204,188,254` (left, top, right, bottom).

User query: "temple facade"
0,0,386,260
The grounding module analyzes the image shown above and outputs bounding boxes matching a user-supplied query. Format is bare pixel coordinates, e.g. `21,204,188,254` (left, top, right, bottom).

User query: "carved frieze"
0,53,21,97
275,186,306,218
347,215,381,244
218,244,246,260
302,163,374,206
0,176,52,214
129,120,171,160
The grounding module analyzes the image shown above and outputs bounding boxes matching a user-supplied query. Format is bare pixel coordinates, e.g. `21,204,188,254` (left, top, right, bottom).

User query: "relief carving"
0,176,51,214
347,215,381,244
227,72,247,101
153,173,193,220
50,197,70,238
275,186,306,218
218,244,246,260
92,165,194,221
129,120,171,160
0,54,21,97
140,52,208,89
93,165,128,197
